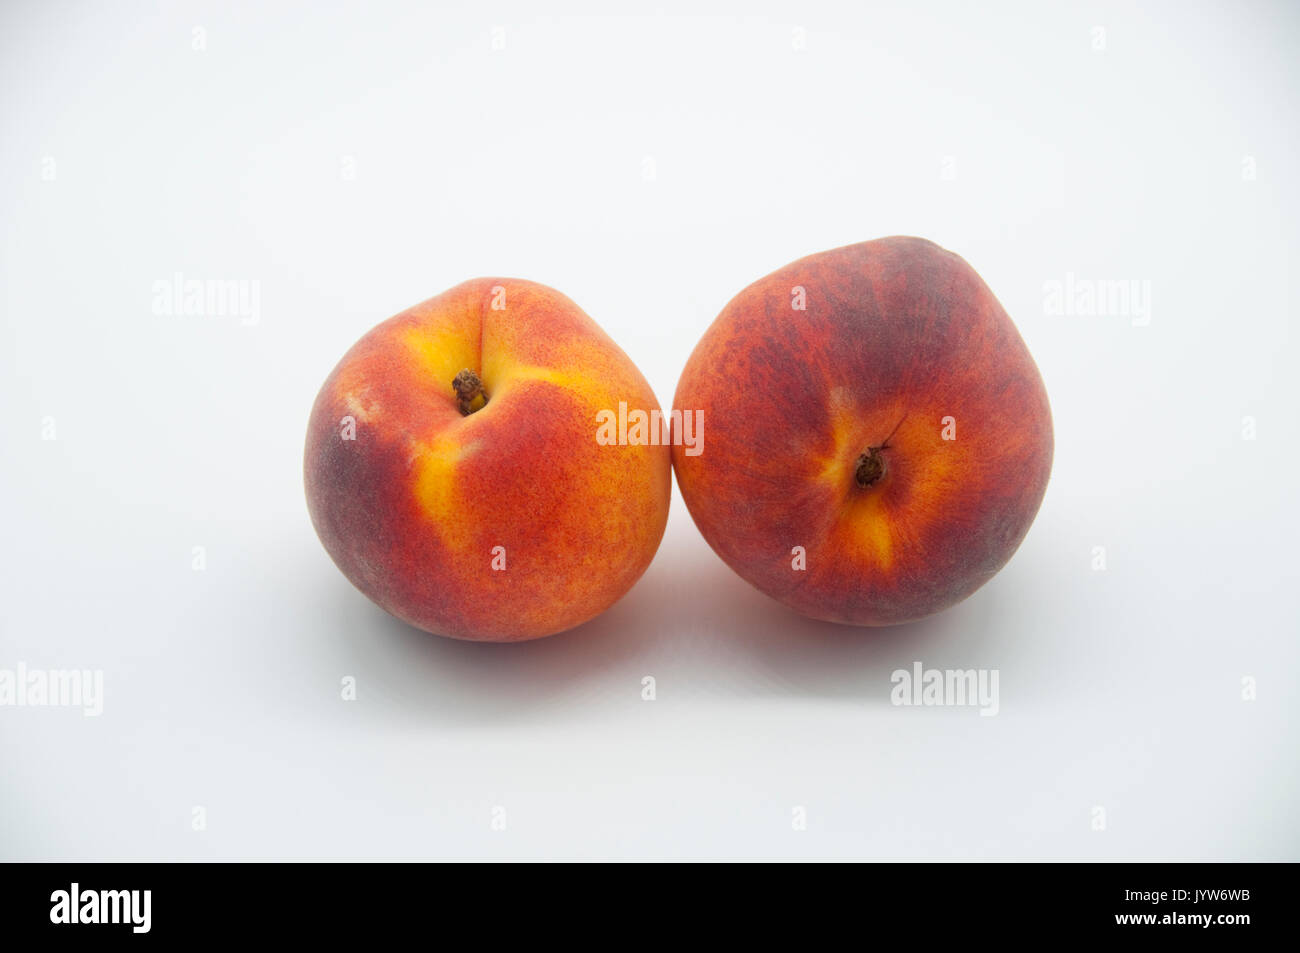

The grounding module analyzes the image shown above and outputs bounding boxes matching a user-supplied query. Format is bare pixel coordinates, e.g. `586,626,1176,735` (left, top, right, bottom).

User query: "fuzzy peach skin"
672,237,1053,626
305,278,670,641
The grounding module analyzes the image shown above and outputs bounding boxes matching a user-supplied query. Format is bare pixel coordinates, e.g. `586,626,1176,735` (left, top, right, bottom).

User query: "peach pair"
304,238,1052,641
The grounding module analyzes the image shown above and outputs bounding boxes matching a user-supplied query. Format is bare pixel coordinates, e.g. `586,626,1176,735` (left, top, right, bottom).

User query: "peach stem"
854,414,907,488
452,368,488,416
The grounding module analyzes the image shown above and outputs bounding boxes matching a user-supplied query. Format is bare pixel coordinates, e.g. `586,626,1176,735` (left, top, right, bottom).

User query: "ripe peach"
672,237,1053,626
305,278,670,641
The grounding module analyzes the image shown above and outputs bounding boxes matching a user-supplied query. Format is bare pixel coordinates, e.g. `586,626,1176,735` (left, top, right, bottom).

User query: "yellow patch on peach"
671,236,1053,626
305,277,670,641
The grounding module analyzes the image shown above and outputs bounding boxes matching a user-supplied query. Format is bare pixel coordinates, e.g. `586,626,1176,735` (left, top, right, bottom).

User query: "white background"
2,0,1297,860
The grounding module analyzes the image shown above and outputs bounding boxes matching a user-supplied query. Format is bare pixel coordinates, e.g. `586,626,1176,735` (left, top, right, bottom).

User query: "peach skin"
305,278,670,641
672,237,1053,626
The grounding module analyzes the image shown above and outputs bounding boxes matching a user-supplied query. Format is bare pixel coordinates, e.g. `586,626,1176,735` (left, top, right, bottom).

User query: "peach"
672,237,1053,626
305,278,670,641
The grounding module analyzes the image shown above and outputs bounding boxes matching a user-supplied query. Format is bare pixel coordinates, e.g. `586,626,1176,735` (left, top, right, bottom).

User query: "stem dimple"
855,449,885,487
452,368,488,416
854,414,907,489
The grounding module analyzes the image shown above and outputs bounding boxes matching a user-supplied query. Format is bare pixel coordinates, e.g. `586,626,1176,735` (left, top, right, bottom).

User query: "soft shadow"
326,545,998,722
650,549,995,703
328,564,672,726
